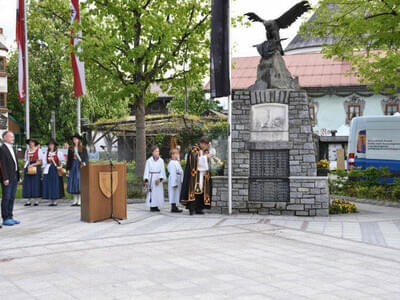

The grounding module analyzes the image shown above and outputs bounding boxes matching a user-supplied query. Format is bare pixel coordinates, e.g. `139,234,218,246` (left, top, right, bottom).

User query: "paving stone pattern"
1,202,400,299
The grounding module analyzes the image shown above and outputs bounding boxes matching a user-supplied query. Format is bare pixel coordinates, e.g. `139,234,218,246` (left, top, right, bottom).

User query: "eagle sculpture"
245,1,311,56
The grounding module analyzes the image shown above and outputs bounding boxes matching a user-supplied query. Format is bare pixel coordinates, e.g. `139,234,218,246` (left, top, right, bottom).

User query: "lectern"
81,163,127,222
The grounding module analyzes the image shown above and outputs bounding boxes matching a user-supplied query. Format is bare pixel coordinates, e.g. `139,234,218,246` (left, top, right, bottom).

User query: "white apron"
143,157,166,207
167,160,183,204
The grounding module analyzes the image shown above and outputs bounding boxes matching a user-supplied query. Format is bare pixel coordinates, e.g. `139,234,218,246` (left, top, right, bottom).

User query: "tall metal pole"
24,0,30,139
50,111,56,139
77,96,81,134
228,0,232,215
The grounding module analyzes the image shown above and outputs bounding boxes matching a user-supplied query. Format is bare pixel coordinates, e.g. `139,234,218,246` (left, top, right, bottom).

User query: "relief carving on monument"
250,103,288,142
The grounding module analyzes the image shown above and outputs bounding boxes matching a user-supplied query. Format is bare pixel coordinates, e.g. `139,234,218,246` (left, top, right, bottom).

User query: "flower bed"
329,198,358,214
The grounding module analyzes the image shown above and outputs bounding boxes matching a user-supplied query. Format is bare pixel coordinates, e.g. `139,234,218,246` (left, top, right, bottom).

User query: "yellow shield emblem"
99,171,118,198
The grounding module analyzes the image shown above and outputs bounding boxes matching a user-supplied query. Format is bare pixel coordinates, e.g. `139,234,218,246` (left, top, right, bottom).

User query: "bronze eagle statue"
245,1,311,56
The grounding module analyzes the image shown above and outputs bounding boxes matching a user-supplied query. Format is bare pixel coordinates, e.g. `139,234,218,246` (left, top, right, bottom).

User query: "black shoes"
49,203,58,207
71,203,80,207
150,207,161,212
24,202,31,206
34,203,39,206
171,204,182,213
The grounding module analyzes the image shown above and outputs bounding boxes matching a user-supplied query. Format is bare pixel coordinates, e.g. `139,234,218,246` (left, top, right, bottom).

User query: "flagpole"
77,96,81,134
228,0,232,215
24,0,30,139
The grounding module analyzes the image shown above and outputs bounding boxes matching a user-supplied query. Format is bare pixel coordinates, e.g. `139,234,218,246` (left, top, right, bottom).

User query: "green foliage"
302,1,400,93
78,0,211,101
7,0,129,144
330,167,398,201
204,122,228,140
155,133,166,146
329,198,358,214
177,121,227,153
167,83,220,115
178,126,204,151
391,180,400,201
125,161,146,198
77,0,211,176
180,159,187,171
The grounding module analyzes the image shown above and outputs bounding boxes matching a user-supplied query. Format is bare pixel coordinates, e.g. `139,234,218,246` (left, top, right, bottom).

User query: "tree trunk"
135,96,146,176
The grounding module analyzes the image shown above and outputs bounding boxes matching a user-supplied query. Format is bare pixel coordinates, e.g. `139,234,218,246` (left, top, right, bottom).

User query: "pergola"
84,112,227,150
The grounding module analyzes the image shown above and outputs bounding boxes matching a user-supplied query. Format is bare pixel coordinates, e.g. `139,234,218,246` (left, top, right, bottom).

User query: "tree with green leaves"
167,83,220,115
302,1,400,93
7,0,129,144
74,0,211,176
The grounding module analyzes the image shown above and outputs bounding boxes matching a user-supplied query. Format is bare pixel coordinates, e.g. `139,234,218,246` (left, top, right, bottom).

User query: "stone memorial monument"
212,1,329,216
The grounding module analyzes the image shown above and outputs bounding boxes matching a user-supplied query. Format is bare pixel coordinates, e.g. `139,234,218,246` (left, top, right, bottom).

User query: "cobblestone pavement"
1,202,400,299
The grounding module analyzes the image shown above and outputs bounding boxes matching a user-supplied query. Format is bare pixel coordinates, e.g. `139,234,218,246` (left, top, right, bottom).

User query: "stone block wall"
211,89,329,216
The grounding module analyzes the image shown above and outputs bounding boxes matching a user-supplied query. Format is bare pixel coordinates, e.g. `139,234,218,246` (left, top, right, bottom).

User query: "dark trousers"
189,194,205,212
1,176,18,221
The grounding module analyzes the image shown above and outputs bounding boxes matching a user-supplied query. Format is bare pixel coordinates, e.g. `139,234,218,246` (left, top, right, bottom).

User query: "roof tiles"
205,53,361,90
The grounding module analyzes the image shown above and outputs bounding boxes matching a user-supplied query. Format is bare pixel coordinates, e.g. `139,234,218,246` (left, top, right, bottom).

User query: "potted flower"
317,159,329,176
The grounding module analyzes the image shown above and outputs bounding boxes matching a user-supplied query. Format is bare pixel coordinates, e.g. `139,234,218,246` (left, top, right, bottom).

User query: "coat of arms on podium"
99,171,118,198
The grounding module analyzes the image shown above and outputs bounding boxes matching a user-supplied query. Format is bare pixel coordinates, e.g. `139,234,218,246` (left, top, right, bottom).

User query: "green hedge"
330,167,400,201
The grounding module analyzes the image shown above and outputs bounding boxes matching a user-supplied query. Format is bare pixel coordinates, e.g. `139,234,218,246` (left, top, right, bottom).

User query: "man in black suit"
1,131,20,226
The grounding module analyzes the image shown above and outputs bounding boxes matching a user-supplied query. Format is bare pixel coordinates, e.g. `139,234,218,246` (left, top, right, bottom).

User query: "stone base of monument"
211,89,329,216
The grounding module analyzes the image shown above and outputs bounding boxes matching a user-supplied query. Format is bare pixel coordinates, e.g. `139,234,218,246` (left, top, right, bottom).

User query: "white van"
348,114,400,175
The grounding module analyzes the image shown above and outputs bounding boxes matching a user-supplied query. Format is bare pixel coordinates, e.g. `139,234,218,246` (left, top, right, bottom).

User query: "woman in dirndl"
42,139,65,206
23,138,43,206
67,133,88,207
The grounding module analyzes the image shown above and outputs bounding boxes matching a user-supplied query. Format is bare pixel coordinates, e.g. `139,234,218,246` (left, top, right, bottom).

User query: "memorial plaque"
249,179,289,202
250,150,289,179
249,150,289,202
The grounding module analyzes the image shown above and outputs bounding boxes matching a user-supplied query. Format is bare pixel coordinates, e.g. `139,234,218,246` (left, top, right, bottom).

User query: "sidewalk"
1,202,400,299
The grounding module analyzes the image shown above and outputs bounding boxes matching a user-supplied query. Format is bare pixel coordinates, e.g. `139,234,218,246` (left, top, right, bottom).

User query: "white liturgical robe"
167,160,183,204
143,156,166,207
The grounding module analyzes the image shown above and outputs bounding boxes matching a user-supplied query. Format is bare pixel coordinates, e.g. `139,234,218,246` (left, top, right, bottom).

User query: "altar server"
167,148,183,213
42,139,65,206
67,133,88,206
143,146,166,212
23,138,42,206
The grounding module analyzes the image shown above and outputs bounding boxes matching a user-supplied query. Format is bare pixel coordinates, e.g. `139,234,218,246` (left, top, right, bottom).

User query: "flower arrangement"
317,159,330,169
329,198,358,214
317,159,330,176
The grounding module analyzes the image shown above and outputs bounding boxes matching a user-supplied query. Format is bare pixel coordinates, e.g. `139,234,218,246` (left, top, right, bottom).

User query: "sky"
0,0,318,56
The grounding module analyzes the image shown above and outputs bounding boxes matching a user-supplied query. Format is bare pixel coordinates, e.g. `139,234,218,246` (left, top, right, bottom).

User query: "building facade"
227,54,400,138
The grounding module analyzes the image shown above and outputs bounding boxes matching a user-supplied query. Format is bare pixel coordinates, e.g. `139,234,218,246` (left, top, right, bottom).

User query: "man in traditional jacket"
180,136,212,215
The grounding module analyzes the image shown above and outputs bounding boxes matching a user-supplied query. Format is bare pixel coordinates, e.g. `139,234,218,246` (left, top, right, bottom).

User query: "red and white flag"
70,0,86,98
16,0,26,102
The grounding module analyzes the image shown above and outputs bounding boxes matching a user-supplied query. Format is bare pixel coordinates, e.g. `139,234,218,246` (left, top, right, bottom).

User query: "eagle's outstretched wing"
244,12,265,23
275,1,311,29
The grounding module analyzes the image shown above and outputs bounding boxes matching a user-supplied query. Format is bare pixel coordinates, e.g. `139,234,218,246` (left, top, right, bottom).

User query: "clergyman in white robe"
167,160,183,204
143,156,166,208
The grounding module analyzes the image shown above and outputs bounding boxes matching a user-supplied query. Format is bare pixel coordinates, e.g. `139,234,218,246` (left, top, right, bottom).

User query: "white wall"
312,93,399,136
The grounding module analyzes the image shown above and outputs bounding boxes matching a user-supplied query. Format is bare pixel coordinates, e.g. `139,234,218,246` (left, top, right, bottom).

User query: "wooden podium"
81,163,127,222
